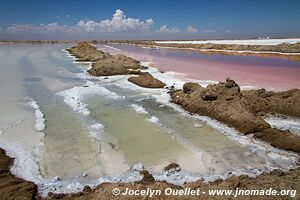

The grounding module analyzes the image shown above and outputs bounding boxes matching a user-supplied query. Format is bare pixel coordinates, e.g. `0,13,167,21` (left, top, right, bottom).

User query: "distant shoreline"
110,40,300,61
2,39,299,60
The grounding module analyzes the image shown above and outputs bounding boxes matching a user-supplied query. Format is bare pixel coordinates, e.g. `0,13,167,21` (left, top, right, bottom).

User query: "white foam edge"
0,97,48,191
103,45,122,52
88,123,105,138
38,159,283,197
155,38,300,46
39,163,144,196
131,104,149,114
0,140,44,185
148,115,160,124
27,98,46,132
56,81,123,116
264,115,300,136
145,45,300,56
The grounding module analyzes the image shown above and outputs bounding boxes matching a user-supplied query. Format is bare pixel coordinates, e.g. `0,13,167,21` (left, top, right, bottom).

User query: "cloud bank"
0,9,219,39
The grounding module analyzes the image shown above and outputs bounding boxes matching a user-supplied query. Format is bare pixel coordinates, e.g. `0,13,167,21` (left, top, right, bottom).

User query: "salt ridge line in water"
39,162,146,196
0,97,47,187
56,81,123,116
27,98,46,131
0,140,44,184
131,104,149,114
154,38,300,46
144,44,300,56
265,116,300,136
103,45,122,52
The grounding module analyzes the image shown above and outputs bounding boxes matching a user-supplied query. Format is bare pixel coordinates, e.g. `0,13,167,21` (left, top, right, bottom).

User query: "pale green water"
85,85,270,174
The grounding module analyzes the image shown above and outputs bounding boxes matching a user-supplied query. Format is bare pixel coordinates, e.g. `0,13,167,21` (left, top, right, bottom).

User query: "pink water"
98,44,300,91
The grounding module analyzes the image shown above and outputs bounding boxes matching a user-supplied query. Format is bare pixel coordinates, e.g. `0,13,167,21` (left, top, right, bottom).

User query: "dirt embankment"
67,42,165,88
0,149,38,200
1,147,299,200
112,40,300,60
242,89,300,118
170,78,300,152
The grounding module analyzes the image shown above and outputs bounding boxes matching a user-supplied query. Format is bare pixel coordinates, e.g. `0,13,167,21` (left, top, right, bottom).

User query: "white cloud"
77,9,154,32
77,20,96,32
157,25,180,33
2,9,204,38
201,29,216,33
186,25,198,33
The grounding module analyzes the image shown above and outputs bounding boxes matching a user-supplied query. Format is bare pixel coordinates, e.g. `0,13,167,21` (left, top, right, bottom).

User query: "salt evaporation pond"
98,43,300,90
0,44,298,195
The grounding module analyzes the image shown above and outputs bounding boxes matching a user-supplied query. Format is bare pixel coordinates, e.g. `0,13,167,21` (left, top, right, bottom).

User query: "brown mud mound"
128,72,165,88
170,78,300,152
67,42,111,62
88,55,142,76
242,88,300,118
0,149,38,200
67,42,142,76
67,43,167,88
88,59,128,76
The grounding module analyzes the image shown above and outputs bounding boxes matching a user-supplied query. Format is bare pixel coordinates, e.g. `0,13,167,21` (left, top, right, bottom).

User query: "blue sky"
0,0,299,40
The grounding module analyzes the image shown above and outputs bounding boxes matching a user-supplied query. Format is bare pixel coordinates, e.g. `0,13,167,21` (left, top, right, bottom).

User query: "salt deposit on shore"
155,38,300,46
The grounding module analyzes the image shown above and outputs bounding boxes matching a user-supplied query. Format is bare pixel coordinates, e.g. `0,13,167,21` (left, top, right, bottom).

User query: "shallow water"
0,44,298,194
85,86,270,175
98,44,300,90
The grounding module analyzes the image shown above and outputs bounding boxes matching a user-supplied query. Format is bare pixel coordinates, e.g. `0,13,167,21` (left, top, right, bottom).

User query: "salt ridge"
56,81,122,116
27,98,46,131
265,116,300,136
155,38,300,46
131,104,149,114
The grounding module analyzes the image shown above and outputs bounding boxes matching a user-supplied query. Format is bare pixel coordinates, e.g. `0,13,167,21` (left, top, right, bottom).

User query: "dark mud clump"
128,72,165,88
